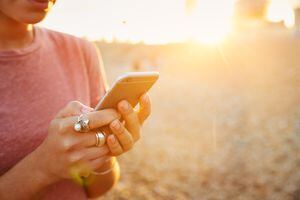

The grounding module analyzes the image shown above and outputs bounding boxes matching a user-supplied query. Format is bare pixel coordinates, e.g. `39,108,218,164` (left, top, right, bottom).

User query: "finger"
101,126,112,136
137,93,151,124
60,109,120,133
61,132,106,150
88,156,111,171
70,157,108,179
56,101,93,119
87,109,121,130
118,101,140,141
74,133,96,148
107,135,123,156
74,132,108,148
69,146,110,162
110,119,134,151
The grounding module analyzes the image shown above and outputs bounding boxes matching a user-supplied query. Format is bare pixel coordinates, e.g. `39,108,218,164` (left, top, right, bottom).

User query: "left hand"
106,93,151,156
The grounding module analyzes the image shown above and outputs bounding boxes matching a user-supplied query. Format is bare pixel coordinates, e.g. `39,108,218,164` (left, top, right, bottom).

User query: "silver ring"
74,114,90,133
95,132,106,147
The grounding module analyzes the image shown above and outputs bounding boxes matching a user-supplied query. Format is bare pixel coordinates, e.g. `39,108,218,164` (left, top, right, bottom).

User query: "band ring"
95,132,106,147
74,114,90,133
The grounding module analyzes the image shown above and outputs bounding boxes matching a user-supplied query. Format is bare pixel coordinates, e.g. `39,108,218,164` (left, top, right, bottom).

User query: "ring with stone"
74,114,90,133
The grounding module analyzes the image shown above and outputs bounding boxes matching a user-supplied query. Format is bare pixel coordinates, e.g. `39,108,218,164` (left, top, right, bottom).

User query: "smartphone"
95,71,159,110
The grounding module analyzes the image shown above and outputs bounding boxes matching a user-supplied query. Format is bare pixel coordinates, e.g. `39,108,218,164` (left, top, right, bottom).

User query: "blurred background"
41,0,300,199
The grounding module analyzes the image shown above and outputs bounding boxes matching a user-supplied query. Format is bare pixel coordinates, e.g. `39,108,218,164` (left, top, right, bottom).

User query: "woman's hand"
106,93,151,156
35,101,120,183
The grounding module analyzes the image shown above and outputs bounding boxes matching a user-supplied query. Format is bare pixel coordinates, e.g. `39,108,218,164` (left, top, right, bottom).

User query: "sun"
186,0,234,44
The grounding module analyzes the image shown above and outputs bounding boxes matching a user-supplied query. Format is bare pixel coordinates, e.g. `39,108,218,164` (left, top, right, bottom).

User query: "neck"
0,12,34,50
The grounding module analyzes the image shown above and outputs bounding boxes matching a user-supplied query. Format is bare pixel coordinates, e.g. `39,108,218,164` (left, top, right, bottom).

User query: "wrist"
84,159,120,198
30,146,59,186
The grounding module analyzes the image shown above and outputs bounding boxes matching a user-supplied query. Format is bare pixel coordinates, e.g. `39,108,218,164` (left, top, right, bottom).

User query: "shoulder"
36,26,98,60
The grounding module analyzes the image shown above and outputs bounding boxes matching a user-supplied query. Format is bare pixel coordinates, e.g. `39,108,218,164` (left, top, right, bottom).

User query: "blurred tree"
235,0,268,19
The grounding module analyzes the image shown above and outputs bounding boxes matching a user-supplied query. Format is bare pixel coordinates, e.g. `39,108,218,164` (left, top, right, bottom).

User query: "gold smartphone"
95,72,159,110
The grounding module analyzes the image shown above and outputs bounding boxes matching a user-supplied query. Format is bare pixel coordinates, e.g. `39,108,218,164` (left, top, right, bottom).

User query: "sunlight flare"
41,0,235,44
185,0,234,44
267,0,295,28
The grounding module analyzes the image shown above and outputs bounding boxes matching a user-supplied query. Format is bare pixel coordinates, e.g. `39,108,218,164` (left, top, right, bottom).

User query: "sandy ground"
95,31,300,200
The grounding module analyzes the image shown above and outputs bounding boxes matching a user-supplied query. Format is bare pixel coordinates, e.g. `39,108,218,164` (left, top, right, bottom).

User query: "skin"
0,1,152,199
85,96,151,198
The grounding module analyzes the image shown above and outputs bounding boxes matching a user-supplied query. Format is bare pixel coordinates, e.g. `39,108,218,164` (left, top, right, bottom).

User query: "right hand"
34,101,120,182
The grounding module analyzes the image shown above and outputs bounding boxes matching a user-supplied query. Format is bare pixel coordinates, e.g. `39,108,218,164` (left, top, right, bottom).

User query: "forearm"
0,148,56,200
84,157,120,198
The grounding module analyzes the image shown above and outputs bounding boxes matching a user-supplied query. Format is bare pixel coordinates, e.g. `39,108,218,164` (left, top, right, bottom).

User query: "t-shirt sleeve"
83,42,108,108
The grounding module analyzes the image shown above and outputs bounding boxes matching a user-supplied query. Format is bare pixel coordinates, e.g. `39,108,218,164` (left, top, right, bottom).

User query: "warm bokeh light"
40,0,299,44
41,0,234,44
40,0,186,44
186,0,234,44
267,0,295,28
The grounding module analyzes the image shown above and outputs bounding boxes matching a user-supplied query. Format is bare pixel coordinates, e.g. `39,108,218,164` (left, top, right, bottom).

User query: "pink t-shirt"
0,27,107,199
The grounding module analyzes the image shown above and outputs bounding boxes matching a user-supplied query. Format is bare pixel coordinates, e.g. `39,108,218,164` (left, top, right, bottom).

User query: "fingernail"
121,101,129,111
111,120,120,130
109,136,116,144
